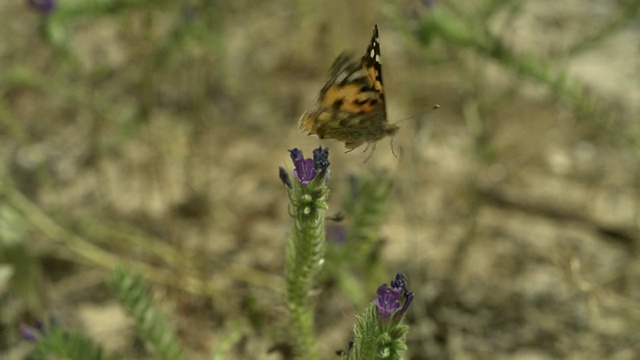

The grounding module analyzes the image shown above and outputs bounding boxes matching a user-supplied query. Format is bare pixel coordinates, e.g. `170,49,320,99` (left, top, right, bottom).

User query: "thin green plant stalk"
110,267,186,360
342,171,393,270
325,171,393,307
414,7,639,149
279,147,331,360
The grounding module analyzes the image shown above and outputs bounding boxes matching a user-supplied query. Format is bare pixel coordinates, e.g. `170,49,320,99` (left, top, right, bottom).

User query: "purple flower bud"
279,167,292,189
393,289,414,321
312,146,330,173
289,148,304,163
391,273,410,297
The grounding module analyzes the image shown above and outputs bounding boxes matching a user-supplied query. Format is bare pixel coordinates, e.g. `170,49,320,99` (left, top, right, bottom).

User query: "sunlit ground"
2,0,640,359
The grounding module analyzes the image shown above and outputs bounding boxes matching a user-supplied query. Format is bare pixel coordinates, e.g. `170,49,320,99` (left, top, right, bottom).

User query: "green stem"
285,176,328,359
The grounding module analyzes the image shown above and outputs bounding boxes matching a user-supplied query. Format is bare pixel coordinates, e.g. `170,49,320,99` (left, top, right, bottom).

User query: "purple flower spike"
312,146,330,173
28,0,56,14
374,284,402,321
312,146,330,183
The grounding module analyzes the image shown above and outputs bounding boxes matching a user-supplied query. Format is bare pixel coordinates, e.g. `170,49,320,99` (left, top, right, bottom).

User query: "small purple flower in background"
411,0,438,20
422,0,437,9
19,320,46,342
326,224,348,244
374,273,414,322
27,0,57,14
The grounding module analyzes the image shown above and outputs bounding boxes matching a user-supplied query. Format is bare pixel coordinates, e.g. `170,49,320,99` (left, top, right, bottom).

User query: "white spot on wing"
347,68,368,81
336,72,348,83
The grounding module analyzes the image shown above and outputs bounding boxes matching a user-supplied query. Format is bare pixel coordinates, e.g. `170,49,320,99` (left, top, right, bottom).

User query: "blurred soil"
1,0,640,359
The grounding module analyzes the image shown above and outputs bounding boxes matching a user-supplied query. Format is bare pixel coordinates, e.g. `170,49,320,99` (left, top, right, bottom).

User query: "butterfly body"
299,25,398,151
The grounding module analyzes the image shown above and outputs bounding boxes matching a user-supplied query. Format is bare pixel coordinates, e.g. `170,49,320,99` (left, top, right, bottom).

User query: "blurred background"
2,0,640,359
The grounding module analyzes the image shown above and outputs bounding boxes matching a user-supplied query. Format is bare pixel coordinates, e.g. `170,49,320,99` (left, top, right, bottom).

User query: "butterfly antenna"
392,104,441,126
387,105,439,159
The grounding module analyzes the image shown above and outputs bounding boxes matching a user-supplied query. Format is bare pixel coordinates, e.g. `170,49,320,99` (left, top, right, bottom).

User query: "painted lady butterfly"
298,25,398,152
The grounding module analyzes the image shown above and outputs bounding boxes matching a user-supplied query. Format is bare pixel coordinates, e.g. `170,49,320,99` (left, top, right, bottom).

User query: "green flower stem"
343,172,392,269
285,175,329,360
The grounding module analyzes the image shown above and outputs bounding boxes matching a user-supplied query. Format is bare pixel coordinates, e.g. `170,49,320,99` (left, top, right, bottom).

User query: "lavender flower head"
286,147,330,186
374,273,414,322
19,320,47,342
28,0,56,14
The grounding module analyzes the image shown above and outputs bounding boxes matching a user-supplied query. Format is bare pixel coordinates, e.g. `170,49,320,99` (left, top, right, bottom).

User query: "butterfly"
298,25,399,153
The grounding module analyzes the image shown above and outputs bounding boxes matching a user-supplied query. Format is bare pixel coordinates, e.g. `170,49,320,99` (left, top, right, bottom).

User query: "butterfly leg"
390,137,398,159
363,143,377,163
344,141,363,153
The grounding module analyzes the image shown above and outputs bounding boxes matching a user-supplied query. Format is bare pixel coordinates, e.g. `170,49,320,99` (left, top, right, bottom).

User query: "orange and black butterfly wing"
298,25,397,151
360,24,387,122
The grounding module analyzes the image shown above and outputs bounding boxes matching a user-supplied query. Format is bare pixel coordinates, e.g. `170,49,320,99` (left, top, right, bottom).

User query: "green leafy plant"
279,147,331,359
279,148,413,359
19,146,413,360
20,319,121,360
109,267,186,360
326,171,394,306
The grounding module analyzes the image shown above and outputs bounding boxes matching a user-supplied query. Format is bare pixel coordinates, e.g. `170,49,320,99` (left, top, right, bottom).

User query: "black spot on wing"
362,24,383,85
